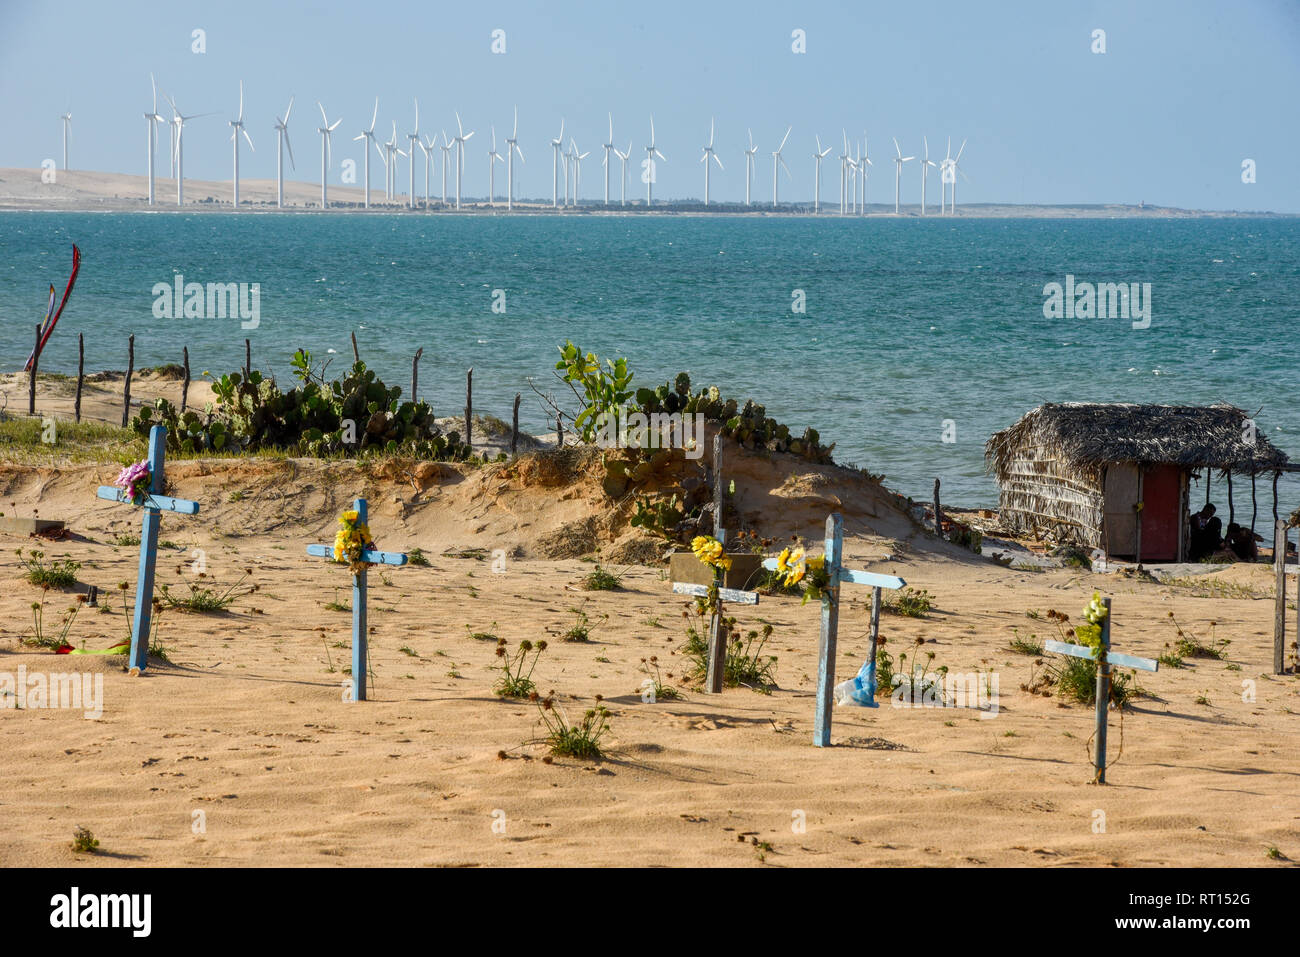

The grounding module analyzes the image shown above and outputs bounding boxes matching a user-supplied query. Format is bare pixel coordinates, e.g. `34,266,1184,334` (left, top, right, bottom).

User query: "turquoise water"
2,212,1297,514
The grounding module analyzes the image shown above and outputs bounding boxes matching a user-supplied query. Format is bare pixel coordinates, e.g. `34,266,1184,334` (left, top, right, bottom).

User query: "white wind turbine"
700,118,723,206
438,131,453,206
228,81,255,209
892,137,914,214
144,74,166,206
771,125,791,208
569,137,589,205
838,131,852,214
380,121,407,203
812,135,832,213
59,111,72,170
601,113,614,205
919,135,937,215
550,118,564,208
453,112,474,209
857,136,873,215
505,107,524,210
743,130,759,206
406,99,421,210
163,92,213,207
352,98,379,208
273,96,295,209
645,115,666,206
613,140,631,206
419,133,436,209
945,138,969,214
487,126,504,206
316,101,342,209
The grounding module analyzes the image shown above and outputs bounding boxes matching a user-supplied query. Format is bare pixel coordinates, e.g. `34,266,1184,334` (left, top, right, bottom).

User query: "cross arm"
1044,639,1158,672
671,581,759,605
760,557,905,590
307,543,408,567
96,486,201,515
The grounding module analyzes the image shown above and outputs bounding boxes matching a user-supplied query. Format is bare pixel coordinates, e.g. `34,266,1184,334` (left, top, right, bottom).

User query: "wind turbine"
505,107,524,210
743,130,759,206
453,112,474,209
163,93,212,207
381,122,407,203
857,136,873,215
144,74,166,205
919,135,937,215
838,131,852,215
645,115,666,206
771,125,791,208
273,96,295,209
352,98,379,208
316,101,341,209
892,137,914,215
438,131,453,206
947,138,969,214
601,113,614,205
613,140,631,206
419,133,436,208
487,126,504,206
700,118,723,206
812,135,832,213
550,118,564,208
406,100,421,210
228,81,254,209
59,111,72,170
566,139,579,206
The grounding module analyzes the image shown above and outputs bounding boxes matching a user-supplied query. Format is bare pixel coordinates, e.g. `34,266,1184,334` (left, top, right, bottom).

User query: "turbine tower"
645,115,666,206
812,135,832,213
505,107,524,211
947,138,968,214
59,111,72,170
601,113,614,205
406,100,421,210
228,81,254,209
550,118,564,208
163,93,212,207
487,126,504,206
838,131,852,214
352,98,379,209
892,137,914,215
453,112,475,209
919,135,937,215
144,74,166,206
743,130,759,206
419,133,437,209
613,140,631,206
700,118,723,206
438,131,453,206
771,125,791,208
857,136,872,215
570,138,589,205
316,101,342,209
273,96,295,209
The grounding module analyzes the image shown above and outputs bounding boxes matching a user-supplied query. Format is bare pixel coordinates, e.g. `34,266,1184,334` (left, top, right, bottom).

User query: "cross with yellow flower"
306,497,408,702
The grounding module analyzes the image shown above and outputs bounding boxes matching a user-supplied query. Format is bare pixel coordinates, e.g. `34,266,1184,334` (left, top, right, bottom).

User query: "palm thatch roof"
986,403,1290,478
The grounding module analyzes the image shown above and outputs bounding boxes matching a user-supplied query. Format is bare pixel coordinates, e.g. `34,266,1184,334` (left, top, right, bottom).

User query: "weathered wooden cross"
1273,520,1298,675
762,513,906,747
94,425,200,674
306,497,406,701
1043,596,1158,783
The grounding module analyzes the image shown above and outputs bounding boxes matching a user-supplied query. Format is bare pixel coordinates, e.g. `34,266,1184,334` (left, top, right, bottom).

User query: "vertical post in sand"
813,513,844,748
713,434,725,541
555,414,563,448
1274,520,1287,675
181,346,191,412
1272,471,1280,525
411,348,422,403
866,584,883,698
464,368,473,452
122,334,135,428
1250,473,1258,537
1226,473,1234,526
351,332,360,365
29,323,39,416
705,434,727,694
243,339,251,381
1093,597,1113,784
511,393,521,457
932,478,943,536
74,334,84,424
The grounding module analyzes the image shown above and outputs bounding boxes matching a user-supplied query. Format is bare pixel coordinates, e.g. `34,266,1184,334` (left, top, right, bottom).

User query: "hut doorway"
1103,463,1185,561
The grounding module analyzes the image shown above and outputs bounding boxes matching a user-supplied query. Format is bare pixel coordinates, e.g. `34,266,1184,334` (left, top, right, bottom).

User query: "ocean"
2,211,1297,515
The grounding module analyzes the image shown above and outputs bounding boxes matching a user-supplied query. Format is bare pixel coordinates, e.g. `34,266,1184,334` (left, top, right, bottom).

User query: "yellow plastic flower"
691,535,731,571
776,547,792,574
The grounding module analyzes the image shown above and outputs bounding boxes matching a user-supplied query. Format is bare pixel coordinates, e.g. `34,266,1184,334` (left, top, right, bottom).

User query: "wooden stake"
932,477,942,536
74,333,84,424
713,434,725,540
1251,473,1258,537
244,338,251,380
121,334,135,428
181,346,190,412
1275,520,1287,675
351,332,360,364
1273,471,1280,525
556,413,563,448
1093,597,1113,784
464,367,473,452
511,393,521,457
29,323,39,416
705,434,727,694
411,347,423,402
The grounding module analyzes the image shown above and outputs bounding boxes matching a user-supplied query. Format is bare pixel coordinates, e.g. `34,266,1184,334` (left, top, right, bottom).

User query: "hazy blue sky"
2,0,1297,210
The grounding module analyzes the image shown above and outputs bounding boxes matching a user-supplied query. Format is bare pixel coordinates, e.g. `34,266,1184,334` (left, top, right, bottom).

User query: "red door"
1140,465,1182,562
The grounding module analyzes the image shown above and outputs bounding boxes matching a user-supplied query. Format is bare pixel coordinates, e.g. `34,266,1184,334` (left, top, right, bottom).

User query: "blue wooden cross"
306,497,406,702
762,513,906,747
1043,596,1157,783
94,425,201,674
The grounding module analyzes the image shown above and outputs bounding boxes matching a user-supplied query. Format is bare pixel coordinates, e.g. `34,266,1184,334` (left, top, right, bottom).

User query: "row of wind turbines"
127,78,970,213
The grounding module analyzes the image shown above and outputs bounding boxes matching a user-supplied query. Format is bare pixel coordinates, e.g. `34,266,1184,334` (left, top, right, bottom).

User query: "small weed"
70,826,99,854
399,646,419,658
494,638,546,698
561,603,607,642
466,622,499,641
886,587,933,618
114,533,141,547
17,548,80,589
407,547,431,567
638,656,681,701
535,692,611,760
324,589,350,613
1009,629,1043,656
581,565,622,591
158,570,254,613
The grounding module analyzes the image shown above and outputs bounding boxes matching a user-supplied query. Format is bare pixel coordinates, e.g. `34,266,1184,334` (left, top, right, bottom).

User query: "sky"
1,0,1298,211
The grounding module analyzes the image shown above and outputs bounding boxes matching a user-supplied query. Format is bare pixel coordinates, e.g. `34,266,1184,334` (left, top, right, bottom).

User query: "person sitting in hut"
1224,523,1260,562
1188,504,1222,560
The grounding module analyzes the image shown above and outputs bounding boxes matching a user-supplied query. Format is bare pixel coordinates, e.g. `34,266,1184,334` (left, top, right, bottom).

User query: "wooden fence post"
511,393,521,456
243,338,251,380
181,346,191,412
933,478,942,536
74,333,84,423
121,334,135,428
1275,520,1287,675
29,323,39,416
464,368,473,451
411,347,423,402
1093,597,1113,784
351,332,360,364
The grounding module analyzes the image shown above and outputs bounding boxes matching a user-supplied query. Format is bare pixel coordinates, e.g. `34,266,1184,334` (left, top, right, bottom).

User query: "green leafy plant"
886,587,934,618
581,565,622,591
1009,629,1043,656
25,593,86,650
554,340,635,442
158,570,254,613
70,826,99,854
17,548,80,589
535,691,612,760
639,656,681,701
407,547,430,567
561,604,607,642
494,638,546,698
466,622,499,641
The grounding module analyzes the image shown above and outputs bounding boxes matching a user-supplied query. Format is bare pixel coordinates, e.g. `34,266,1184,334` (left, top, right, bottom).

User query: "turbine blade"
284,95,294,124
284,130,296,169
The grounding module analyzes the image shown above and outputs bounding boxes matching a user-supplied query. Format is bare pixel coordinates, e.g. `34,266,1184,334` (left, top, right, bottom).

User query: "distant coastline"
0,168,1290,217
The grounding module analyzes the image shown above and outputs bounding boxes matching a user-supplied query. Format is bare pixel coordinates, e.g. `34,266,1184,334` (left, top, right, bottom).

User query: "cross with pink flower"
95,425,201,673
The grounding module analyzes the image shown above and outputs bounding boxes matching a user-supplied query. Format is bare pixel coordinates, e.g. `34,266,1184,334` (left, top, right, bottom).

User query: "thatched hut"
985,403,1291,561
